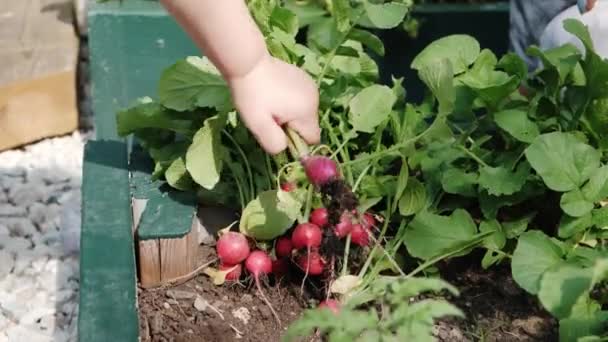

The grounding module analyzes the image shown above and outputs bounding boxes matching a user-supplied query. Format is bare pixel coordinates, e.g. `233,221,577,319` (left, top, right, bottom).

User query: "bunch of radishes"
214,155,376,317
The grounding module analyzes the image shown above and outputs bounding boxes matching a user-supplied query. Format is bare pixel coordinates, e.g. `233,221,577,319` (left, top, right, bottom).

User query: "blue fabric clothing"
509,0,577,71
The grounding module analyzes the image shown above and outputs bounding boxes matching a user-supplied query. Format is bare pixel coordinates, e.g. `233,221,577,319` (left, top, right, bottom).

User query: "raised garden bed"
80,1,608,342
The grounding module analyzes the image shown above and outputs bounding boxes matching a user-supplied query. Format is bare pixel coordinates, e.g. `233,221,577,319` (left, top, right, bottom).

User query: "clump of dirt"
319,179,358,225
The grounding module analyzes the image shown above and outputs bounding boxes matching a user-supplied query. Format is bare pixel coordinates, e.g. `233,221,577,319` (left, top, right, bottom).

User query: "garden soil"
137,247,557,342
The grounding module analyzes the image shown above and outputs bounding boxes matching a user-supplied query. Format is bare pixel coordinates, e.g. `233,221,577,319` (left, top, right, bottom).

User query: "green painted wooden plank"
87,0,199,140
130,143,197,240
78,140,138,342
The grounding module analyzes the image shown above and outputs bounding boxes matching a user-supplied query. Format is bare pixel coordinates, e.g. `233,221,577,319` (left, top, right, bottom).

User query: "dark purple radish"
301,156,339,187
219,263,242,281
216,232,250,265
350,224,370,247
245,250,281,325
310,208,329,228
318,299,340,315
275,236,294,258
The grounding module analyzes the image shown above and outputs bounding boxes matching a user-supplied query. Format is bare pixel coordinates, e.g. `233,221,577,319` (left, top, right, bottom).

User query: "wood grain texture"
160,227,199,283
138,239,161,288
0,71,78,151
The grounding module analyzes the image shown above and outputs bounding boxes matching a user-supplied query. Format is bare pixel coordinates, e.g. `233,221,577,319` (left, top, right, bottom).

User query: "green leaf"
591,206,608,228
186,117,225,190
457,49,519,106
497,52,528,80
418,59,455,115
349,85,397,133
503,213,535,239
563,19,608,99
559,312,608,342
398,178,427,216
539,263,594,319
269,7,299,36
527,44,582,84
582,165,608,203
561,189,594,217
559,213,593,238
307,17,341,52
480,220,506,250
158,57,233,112
148,141,190,180
411,34,480,74
284,0,326,28
332,0,350,32
394,300,463,341
116,101,196,136
440,168,477,197
283,308,378,342
240,190,302,240
394,160,409,207
348,28,384,56
512,231,564,294
494,109,540,143
525,132,601,192
404,209,477,260
478,163,530,196
361,2,409,29
165,157,194,191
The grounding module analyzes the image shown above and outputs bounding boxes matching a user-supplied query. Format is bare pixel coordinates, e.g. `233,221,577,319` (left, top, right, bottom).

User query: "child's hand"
578,0,598,13
228,54,320,155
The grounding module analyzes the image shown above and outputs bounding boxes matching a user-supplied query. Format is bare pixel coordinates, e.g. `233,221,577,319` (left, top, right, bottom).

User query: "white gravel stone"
0,205,26,217
0,250,15,278
0,131,87,342
8,183,47,206
3,237,32,253
5,325,51,342
27,202,49,226
19,308,56,325
6,218,38,237
0,313,10,331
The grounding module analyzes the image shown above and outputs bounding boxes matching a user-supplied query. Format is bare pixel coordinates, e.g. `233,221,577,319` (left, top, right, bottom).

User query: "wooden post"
133,199,201,288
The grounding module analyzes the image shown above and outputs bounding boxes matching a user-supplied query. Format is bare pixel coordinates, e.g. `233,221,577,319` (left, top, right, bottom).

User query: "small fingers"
241,110,288,155
287,118,321,145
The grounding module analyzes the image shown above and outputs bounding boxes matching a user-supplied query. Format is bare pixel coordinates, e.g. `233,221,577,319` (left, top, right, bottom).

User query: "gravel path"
0,131,90,342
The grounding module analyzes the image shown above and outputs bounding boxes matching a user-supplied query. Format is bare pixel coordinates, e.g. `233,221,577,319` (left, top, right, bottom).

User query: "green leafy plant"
116,0,608,340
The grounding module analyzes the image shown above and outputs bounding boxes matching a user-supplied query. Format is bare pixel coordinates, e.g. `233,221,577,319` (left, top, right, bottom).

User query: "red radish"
272,258,289,277
301,156,339,186
245,250,281,325
362,213,375,230
280,182,295,192
275,236,294,258
219,263,242,281
245,250,272,276
318,299,340,315
333,212,353,238
296,251,325,276
350,224,370,246
291,223,322,250
310,208,329,228
216,232,250,265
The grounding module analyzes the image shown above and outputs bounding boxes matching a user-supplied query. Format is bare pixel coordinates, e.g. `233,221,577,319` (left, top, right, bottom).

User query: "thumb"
240,110,288,155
